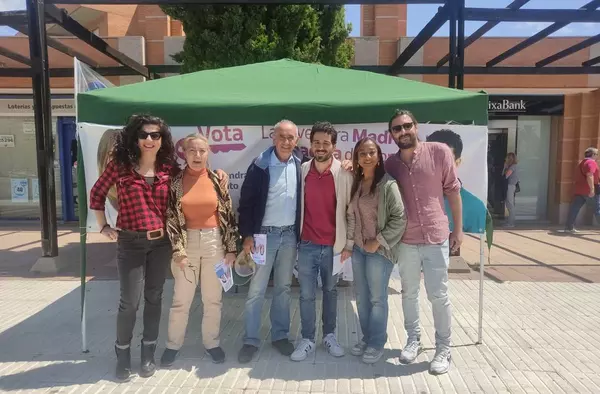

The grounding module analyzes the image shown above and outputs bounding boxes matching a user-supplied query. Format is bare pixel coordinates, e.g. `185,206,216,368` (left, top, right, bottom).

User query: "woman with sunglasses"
340,137,407,364
90,114,178,381
161,134,239,366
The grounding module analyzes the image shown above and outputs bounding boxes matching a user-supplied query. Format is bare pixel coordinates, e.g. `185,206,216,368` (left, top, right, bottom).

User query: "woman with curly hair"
89,114,178,381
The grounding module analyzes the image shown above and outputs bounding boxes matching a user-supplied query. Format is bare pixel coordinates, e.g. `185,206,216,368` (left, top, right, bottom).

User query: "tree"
161,5,354,73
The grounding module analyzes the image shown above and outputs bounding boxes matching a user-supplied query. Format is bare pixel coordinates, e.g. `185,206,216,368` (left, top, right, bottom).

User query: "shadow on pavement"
0,277,433,391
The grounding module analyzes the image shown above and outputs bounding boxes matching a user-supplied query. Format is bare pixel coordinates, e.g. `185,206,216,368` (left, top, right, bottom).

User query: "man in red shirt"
290,122,353,362
565,147,600,233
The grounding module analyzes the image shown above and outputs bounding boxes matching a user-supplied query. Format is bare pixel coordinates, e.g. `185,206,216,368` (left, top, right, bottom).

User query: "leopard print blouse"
166,169,239,261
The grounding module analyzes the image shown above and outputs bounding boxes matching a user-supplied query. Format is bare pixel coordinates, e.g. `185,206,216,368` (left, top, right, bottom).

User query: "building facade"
355,4,600,226
1,4,599,225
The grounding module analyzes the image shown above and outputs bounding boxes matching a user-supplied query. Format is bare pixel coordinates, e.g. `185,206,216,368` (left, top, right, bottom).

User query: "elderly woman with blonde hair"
161,133,239,366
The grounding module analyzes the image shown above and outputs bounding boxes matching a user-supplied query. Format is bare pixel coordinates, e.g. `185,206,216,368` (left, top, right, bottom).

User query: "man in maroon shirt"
565,147,600,233
384,110,462,375
290,122,353,362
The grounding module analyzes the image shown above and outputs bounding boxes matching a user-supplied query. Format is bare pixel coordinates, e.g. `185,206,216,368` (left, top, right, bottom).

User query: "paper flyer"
11,178,28,203
214,260,233,292
252,234,267,265
333,254,351,276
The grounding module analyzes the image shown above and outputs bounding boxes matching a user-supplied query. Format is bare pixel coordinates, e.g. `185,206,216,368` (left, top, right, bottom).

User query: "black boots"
114,345,131,381
140,341,157,378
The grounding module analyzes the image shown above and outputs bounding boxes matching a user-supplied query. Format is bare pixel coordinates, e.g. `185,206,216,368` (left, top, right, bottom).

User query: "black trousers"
116,230,172,346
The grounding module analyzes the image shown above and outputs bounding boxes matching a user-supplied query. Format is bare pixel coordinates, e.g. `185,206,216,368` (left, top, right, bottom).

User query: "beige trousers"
166,228,225,350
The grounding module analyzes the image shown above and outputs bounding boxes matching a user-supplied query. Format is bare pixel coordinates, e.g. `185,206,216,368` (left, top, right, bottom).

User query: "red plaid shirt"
90,160,173,231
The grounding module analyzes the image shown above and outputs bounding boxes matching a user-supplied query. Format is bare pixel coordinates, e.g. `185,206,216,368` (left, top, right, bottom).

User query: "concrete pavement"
1,277,600,393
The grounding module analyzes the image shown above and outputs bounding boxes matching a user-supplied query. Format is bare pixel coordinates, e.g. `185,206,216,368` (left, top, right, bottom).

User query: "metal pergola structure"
1,0,599,259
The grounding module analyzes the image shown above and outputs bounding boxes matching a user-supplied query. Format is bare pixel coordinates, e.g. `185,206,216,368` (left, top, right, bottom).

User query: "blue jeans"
352,245,394,350
298,241,336,342
565,194,600,230
243,226,297,347
397,240,451,350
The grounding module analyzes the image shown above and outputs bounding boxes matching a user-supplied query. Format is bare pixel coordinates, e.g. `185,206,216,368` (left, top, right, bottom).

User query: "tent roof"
78,59,488,126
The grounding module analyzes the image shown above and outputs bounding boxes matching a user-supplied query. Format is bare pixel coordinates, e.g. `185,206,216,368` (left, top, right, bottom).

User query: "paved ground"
2,222,600,283
3,222,600,392
2,277,600,393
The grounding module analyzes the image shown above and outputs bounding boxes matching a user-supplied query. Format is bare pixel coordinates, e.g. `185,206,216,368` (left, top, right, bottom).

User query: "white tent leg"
477,234,485,344
82,295,88,352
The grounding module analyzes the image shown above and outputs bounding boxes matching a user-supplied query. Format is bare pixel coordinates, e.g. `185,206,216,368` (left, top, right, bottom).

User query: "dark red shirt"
90,160,172,231
301,161,336,246
574,158,599,196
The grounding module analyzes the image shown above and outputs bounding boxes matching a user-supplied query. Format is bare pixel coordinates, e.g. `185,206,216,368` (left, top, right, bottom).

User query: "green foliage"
161,4,354,72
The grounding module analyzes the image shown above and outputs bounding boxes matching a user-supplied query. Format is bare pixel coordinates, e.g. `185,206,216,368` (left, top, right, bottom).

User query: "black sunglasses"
138,131,162,141
391,122,414,132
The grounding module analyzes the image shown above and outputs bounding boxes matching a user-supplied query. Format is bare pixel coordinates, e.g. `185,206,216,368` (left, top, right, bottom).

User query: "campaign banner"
78,122,488,234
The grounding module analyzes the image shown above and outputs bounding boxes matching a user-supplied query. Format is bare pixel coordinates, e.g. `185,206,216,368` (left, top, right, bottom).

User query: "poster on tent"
79,121,487,231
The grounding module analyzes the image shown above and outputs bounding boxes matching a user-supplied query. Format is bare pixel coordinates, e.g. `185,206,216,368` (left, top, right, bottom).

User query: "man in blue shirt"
237,120,305,363
426,129,488,235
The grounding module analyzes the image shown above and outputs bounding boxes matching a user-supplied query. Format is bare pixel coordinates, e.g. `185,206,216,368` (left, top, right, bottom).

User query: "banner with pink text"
78,122,488,236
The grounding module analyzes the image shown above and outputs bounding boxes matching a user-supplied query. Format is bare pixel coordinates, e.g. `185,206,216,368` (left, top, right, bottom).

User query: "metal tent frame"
1,0,599,350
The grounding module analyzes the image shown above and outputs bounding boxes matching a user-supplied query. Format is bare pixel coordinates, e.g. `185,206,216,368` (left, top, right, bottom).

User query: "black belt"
119,228,165,240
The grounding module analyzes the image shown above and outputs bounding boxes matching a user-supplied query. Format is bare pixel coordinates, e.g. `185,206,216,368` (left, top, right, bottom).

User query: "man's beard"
396,134,417,149
314,151,332,162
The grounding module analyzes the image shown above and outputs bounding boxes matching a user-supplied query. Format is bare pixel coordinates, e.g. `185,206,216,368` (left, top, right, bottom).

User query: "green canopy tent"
78,59,488,126
76,59,490,351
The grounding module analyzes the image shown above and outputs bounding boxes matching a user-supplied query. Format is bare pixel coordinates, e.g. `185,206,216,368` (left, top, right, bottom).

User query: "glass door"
514,116,551,220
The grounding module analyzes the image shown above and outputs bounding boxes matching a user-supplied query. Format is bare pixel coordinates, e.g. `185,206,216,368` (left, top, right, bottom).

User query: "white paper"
214,260,233,292
252,234,267,265
0,135,15,148
333,254,351,276
11,178,28,202
31,178,39,202
23,122,35,134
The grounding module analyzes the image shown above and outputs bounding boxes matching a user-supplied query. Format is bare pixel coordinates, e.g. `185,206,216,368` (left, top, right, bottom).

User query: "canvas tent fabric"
77,59,488,126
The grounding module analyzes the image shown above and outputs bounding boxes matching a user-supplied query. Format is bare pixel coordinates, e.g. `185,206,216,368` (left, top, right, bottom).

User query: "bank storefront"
0,95,77,221
487,94,563,223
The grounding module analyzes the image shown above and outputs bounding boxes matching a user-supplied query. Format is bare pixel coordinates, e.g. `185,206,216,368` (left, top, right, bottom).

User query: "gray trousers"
505,184,516,225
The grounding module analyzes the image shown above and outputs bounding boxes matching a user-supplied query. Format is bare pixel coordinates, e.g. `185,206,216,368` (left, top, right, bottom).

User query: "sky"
1,0,599,38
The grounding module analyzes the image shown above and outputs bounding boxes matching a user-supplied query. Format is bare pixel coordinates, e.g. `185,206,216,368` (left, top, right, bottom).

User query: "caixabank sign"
488,99,526,112
488,95,564,116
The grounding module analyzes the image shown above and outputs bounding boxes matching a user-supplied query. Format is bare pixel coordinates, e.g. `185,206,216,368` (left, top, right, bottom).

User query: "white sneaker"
399,340,422,364
290,339,315,362
323,333,345,357
429,347,451,375
350,341,367,356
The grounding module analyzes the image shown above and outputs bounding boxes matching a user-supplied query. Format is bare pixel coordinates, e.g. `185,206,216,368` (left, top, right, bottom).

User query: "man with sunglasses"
384,110,462,375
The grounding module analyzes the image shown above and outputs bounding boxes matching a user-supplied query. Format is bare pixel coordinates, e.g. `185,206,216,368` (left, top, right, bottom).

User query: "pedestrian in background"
565,147,600,233
503,152,519,228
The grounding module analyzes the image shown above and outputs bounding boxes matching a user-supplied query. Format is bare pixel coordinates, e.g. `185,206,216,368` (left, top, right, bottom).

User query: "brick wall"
556,90,600,224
